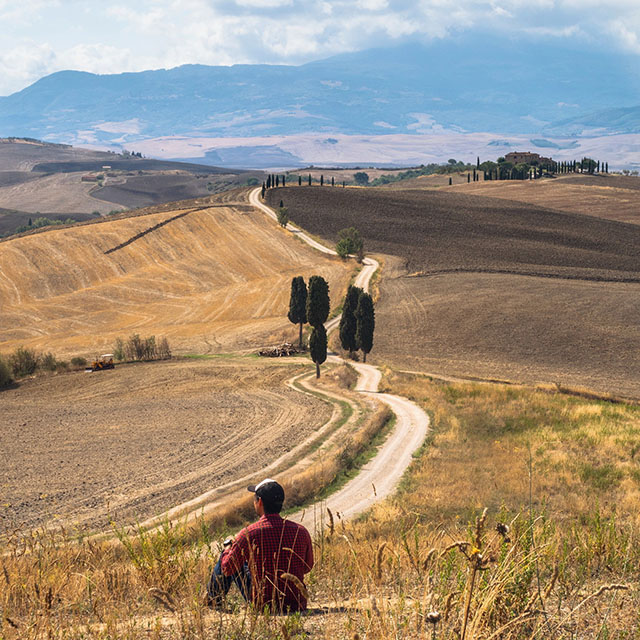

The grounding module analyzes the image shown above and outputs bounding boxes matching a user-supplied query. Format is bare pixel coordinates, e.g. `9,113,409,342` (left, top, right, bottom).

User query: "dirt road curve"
249,188,430,531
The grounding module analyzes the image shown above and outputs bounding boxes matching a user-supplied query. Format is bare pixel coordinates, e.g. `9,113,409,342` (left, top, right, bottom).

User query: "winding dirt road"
249,188,430,530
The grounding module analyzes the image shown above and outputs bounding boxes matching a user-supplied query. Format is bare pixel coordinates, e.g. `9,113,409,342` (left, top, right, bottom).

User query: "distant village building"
505,151,553,166
81,174,99,182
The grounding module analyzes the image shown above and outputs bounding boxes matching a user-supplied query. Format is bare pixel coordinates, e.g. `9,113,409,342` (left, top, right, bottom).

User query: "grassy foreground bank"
2,372,639,638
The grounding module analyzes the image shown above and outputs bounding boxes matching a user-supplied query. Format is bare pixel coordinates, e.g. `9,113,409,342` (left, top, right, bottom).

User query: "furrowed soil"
268,186,640,397
0,358,331,532
0,194,351,358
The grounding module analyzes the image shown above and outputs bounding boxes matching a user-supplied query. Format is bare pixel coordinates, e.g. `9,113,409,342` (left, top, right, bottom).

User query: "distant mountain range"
1,35,639,166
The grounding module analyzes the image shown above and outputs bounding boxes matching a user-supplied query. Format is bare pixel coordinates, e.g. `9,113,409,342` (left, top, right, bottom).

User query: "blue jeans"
207,553,251,606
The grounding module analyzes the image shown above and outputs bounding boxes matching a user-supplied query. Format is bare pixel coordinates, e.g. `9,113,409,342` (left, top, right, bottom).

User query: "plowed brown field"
0,196,351,358
0,359,332,531
267,186,640,397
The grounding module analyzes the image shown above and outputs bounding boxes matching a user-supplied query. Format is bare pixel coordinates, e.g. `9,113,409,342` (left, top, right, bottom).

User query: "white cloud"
0,0,640,96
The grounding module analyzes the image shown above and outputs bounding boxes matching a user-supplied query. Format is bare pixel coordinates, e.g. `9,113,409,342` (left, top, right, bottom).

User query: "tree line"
475,156,609,182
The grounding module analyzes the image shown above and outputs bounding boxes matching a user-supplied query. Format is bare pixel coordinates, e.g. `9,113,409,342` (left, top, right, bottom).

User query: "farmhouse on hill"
505,151,553,165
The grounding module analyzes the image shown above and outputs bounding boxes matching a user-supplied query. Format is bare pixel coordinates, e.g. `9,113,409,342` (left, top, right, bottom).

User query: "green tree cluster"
335,227,364,261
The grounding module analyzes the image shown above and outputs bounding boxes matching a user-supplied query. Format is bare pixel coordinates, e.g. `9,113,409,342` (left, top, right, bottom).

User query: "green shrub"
0,356,13,387
336,227,364,261
70,356,87,368
9,347,39,377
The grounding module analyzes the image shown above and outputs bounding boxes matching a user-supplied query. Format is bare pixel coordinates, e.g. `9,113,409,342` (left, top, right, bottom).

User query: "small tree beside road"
277,206,289,227
306,275,330,377
306,275,330,328
336,227,364,262
287,276,307,348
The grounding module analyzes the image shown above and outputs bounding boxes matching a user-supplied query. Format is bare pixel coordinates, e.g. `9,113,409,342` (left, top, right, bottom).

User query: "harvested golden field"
0,358,332,532
0,197,352,358
444,173,640,224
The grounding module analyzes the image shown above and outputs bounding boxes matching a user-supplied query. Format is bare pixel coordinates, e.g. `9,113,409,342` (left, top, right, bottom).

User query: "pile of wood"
258,343,299,357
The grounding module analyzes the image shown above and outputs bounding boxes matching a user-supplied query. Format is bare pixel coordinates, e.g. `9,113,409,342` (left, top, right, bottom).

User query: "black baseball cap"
247,478,285,507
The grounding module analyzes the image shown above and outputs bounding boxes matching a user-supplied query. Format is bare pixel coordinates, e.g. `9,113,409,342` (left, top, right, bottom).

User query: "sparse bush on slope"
9,347,39,377
0,355,12,387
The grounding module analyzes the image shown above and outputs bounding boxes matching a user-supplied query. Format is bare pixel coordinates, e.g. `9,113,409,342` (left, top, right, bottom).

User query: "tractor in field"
89,354,115,371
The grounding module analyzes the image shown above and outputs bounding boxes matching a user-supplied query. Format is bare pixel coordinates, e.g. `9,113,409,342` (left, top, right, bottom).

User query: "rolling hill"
0,191,352,359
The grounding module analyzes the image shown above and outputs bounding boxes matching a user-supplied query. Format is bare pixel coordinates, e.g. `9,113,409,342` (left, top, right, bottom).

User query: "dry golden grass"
380,369,640,527
0,201,352,358
3,371,638,638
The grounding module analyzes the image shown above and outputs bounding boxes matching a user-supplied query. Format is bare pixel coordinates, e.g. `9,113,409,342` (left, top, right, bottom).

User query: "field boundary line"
103,206,209,254
417,266,640,284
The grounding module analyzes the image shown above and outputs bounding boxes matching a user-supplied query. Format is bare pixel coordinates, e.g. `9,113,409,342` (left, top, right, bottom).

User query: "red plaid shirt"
221,514,314,611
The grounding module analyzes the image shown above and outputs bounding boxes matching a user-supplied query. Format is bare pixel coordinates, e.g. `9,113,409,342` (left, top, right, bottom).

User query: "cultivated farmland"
267,186,640,397
0,358,332,531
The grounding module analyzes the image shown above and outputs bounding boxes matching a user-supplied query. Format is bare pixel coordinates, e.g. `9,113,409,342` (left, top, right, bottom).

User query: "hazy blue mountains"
1,36,639,145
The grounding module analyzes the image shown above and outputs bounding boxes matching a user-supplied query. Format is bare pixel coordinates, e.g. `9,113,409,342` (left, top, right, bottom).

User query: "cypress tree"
339,285,362,356
261,183,266,198
276,175,279,187
331,177,335,187
298,175,302,186
308,174,312,186
320,175,324,186
266,175,271,189
306,275,330,328
477,156,480,169
355,291,375,363
280,200,284,208
282,175,286,187
467,173,470,183
309,324,327,378
449,177,452,185
287,276,307,349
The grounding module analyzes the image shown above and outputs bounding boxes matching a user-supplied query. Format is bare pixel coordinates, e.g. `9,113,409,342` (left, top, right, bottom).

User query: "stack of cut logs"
258,343,299,357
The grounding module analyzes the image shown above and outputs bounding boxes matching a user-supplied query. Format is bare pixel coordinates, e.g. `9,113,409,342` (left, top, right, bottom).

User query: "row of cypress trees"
288,277,375,375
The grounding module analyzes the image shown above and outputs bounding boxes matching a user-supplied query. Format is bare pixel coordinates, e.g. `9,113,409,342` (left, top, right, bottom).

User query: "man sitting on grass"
207,478,314,612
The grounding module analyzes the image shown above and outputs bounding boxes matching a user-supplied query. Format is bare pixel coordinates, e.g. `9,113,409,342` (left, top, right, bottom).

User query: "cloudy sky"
2,0,640,96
